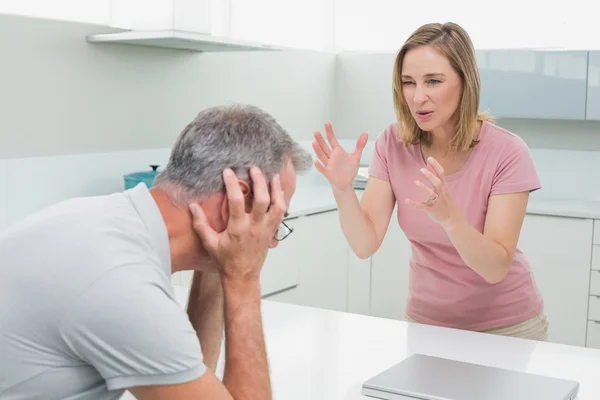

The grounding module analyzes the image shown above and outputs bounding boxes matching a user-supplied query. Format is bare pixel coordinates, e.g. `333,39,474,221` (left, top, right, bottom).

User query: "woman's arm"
407,157,532,284
334,177,396,259
312,122,397,259
442,191,529,284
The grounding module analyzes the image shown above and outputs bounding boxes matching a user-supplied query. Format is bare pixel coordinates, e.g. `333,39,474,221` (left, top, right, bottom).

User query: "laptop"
362,354,580,400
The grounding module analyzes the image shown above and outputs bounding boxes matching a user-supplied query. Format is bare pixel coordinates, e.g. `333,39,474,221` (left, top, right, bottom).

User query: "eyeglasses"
275,220,293,241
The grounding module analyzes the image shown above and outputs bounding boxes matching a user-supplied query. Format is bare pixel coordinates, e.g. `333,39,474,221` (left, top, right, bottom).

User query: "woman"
312,22,548,340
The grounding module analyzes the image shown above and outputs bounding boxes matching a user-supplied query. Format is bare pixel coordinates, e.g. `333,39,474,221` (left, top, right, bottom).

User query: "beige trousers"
405,312,549,341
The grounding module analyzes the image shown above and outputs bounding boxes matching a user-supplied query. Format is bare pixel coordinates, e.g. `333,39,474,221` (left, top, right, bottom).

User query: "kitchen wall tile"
530,148,600,201
5,148,171,227
0,159,7,231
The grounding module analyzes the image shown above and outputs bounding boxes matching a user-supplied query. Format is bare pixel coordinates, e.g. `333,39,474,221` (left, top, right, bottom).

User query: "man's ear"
220,178,253,225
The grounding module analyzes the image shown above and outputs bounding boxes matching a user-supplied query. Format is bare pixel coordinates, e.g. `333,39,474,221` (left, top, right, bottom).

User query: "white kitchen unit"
517,214,593,347
476,50,589,120
587,220,600,349
88,0,279,53
264,210,349,312
367,211,596,347
586,51,600,120
251,182,600,349
256,221,304,297
369,207,411,320
367,212,599,348
347,242,372,315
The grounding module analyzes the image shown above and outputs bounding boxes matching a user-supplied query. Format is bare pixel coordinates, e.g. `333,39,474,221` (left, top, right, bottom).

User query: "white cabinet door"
587,51,600,121
347,248,371,315
265,210,349,312
260,226,302,297
476,50,588,120
370,208,412,320
518,214,593,346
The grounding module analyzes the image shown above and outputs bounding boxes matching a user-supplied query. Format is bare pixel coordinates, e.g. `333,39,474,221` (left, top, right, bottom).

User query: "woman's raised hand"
312,121,368,192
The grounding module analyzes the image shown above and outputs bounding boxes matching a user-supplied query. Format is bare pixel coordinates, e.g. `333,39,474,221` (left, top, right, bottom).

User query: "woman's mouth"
416,111,433,120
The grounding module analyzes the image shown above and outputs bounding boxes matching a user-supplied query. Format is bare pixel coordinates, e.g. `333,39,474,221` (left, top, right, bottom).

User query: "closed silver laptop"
362,354,579,400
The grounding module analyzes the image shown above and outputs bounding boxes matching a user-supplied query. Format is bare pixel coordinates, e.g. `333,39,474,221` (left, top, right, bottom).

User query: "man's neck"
150,188,213,274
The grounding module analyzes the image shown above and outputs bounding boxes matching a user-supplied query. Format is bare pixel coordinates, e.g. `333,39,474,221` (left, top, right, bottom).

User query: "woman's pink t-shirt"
368,120,544,332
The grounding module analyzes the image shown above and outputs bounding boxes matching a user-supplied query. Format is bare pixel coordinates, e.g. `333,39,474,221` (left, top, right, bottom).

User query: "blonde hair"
392,22,494,152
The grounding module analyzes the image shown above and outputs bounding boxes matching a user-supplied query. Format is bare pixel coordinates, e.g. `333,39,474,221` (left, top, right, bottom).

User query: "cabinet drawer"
592,246,600,271
591,271,600,296
589,295,600,321
594,220,600,245
588,320,600,350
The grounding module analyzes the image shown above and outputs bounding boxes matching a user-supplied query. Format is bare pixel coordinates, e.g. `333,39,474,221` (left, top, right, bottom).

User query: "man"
0,104,312,399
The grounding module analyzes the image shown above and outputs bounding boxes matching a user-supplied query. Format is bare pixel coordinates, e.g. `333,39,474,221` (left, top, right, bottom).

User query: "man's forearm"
222,279,271,400
187,271,224,371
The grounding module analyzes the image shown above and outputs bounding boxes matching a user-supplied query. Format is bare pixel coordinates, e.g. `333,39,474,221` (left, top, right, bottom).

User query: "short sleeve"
368,124,395,182
59,265,206,391
491,136,541,196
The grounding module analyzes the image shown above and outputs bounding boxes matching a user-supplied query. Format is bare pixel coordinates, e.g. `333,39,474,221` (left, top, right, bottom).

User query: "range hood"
92,0,280,53
86,30,280,52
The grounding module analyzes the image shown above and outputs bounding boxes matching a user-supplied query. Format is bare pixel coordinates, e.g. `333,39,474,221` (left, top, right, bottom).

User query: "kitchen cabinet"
248,200,598,349
365,211,594,348
586,51,600,120
259,222,302,296
369,207,412,320
587,219,600,349
346,248,371,315
517,214,593,347
476,50,588,120
264,210,349,312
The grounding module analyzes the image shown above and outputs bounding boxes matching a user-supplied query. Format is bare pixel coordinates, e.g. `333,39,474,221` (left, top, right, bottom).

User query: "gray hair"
152,104,313,204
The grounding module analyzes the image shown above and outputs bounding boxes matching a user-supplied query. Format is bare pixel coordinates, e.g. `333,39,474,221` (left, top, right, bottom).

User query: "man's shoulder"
0,190,161,294
5,191,152,248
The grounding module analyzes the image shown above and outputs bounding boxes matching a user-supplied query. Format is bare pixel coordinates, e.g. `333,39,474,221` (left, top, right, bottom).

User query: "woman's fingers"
324,121,341,149
312,139,330,166
314,130,332,158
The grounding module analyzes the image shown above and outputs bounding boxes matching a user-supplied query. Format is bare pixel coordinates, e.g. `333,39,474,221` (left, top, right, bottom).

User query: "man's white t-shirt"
0,183,206,399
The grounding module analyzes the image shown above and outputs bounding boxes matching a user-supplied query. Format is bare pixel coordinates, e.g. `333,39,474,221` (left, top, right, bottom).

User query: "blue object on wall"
124,165,160,190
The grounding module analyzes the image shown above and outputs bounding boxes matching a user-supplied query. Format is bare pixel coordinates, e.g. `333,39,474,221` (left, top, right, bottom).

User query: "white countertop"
526,198,600,219
287,184,600,220
169,285,600,400
286,184,354,219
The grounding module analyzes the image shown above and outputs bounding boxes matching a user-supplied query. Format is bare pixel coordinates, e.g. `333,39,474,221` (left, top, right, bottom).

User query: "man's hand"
186,166,282,400
189,167,285,282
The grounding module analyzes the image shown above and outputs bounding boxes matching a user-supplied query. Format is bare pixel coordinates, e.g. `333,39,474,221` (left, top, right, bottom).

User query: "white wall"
2,14,600,233
0,14,335,230
0,14,335,159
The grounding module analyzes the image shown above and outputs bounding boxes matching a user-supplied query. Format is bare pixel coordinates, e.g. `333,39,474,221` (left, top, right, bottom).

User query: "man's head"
151,104,313,271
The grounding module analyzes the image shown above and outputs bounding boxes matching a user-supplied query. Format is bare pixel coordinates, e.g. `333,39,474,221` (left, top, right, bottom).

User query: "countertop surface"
167,285,600,400
288,184,600,220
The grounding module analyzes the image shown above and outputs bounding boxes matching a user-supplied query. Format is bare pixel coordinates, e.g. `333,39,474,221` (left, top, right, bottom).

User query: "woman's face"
400,45,463,133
